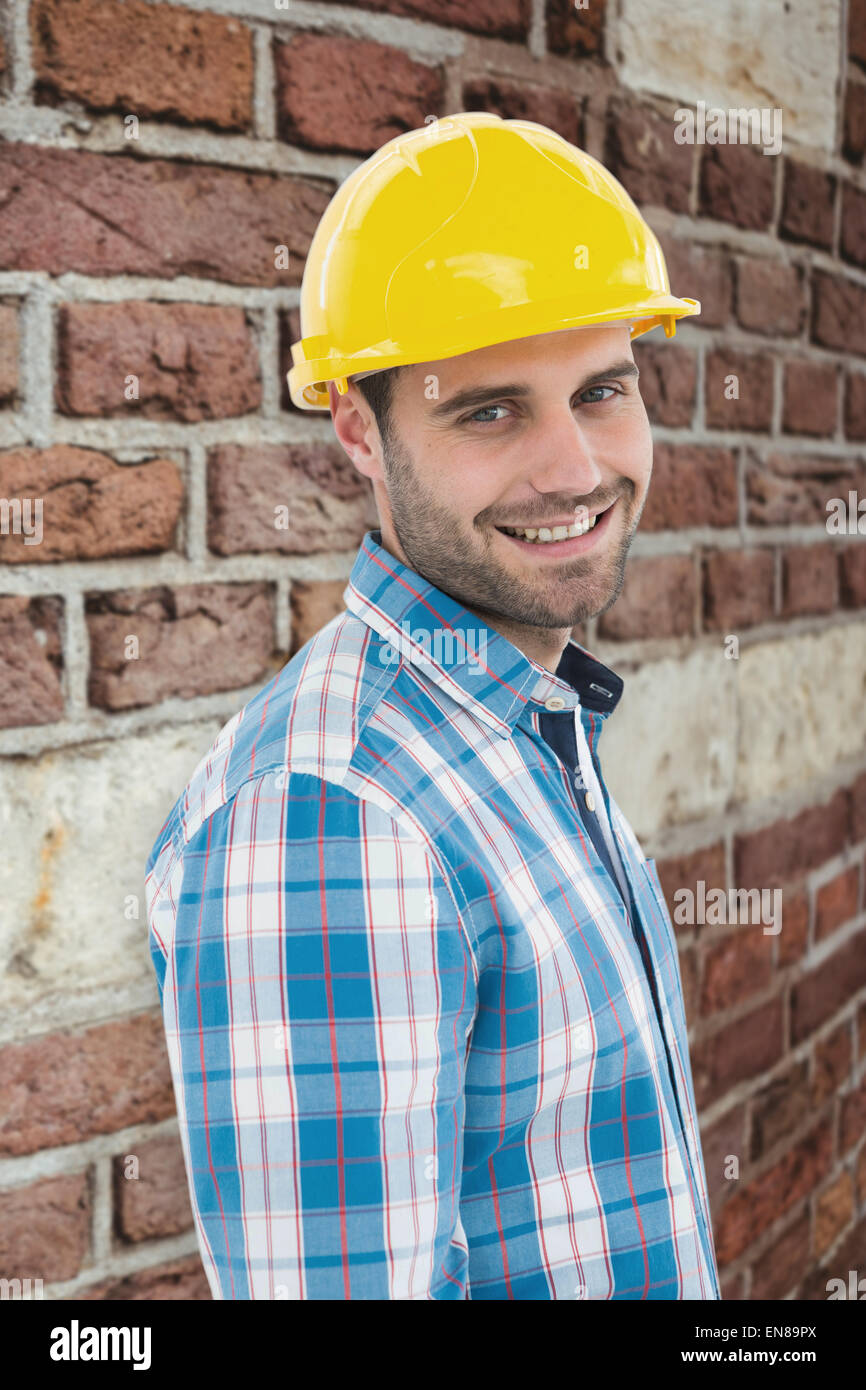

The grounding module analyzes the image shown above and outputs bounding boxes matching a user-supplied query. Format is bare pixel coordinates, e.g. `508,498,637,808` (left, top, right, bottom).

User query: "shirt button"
545,695,566,710
584,791,596,812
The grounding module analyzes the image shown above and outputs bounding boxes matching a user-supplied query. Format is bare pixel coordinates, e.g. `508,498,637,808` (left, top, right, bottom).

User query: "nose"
522,406,604,499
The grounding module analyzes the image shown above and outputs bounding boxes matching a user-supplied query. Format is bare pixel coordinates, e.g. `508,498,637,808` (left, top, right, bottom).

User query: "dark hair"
354,367,402,446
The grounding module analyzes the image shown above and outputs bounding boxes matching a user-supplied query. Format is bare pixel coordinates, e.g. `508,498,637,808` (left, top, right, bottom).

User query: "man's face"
336,323,653,631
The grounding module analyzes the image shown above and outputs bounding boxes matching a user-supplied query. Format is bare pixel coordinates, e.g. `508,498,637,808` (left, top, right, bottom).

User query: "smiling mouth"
494,500,618,550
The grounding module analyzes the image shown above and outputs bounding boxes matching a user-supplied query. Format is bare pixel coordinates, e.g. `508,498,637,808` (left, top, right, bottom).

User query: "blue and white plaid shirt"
146,527,721,1300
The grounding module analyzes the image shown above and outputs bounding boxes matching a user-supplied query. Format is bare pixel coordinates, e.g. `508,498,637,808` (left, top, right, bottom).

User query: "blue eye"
465,403,510,424
581,386,617,404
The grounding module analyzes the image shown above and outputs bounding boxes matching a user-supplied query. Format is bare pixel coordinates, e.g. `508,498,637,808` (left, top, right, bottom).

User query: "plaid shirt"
146,528,721,1301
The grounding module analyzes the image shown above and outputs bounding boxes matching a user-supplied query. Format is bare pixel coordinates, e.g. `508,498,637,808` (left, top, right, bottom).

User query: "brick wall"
0,0,864,1300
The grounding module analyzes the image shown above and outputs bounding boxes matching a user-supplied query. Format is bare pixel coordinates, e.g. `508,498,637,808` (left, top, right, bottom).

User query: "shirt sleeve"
147,769,478,1300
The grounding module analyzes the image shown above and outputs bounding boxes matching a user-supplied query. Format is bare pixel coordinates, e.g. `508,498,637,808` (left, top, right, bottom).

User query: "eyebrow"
426,359,640,421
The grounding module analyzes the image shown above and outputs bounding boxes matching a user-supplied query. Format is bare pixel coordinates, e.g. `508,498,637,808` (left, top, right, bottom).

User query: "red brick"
851,0,866,68
780,160,836,250
546,0,605,55
113,1134,194,1243
639,444,738,531
746,450,866,527
749,1206,811,1300
780,544,840,617
791,928,866,1044
840,545,866,607
30,0,253,130
78,1254,211,1301
702,549,775,630
699,143,775,231
0,1173,90,1283
0,303,19,400
0,445,182,562
734,257,805,337
840,1074,866,1155
843,81,866,162
815,866,860,941
715,1123,832,1263
812,271,866,355
274,34,444,155
699,1102,746,1201
849,770,866,842
816,1171,855,1257
799,1213,866,1299
461,78,581,145
597,554,696,640
0,1015,175,1156
844,372,866,439
656,841,727,939
782,359,838,437
841,182,866,267
57,302,261,421
0,596,63,730
858,1143,866,1206
290,580,350,656
657,234,732,328
812,1021,853,1106
700,926,774,1015
632,341,696,427
777,883,809,966
0,144,331,285
690,996,784,1107
704,349,774,432
86,583,276,710
605,100,693,213
749,1060,810,1160
306,0,528,40
207,444,376,557
734,790,849,889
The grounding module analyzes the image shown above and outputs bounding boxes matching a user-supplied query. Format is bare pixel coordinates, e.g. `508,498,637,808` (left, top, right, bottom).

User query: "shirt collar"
343,529,624,738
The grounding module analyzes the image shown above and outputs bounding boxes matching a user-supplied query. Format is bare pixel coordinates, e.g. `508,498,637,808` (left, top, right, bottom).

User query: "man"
146,112,720,1299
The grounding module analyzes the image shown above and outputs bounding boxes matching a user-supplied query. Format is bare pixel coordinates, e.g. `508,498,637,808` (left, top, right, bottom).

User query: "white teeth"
505,513,601,543
537,527,553,541
551,525,568,540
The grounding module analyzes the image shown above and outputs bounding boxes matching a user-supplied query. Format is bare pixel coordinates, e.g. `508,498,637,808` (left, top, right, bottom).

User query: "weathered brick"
657,234,731,328
207,444,376,557
851,0,866,68
749,1060,810,1161
461,78,581,145
704,349,774,432
700,925,774,1015
777,883,809,966
816,1171,855,1258
0,303,19,400
632,341,696,427
0,596,63,730
639,444,738,531
57,303,261,421
77,1254,210,1300
849,770,866,842
699,1102,746,1202
0,1014,175,1156
656,841,727,939
782,359,838,437
840,1074,866,1155
734,257,805,337
0,446,182,562
0,1173,90,1283
791,928,866,1043
858,1142,866,1207
702,549,775,631
305,0,528,40
799,1213,866,1299
546,0,605,55
843,80,866,162
844,372,866,439
0,145,332,285
715,1123,832,1263
113,1134,193,1243
289,580,349,656
30,0,253,131
746,450,865,526
812,1021,853,1106
605,100,692,213
812,271,866,355
780,160,836,249
840,545,866,607
274,34,444,155
734,790,849,889
86,583,276,710
690,997,784,1107
841,182,866,267
699,143,775,231
815,866,860,941
780,544,840,617
597,554,696,640
749,1206,810,1300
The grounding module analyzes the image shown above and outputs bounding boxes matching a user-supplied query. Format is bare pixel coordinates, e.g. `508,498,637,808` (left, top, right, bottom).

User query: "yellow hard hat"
287,111,700,411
